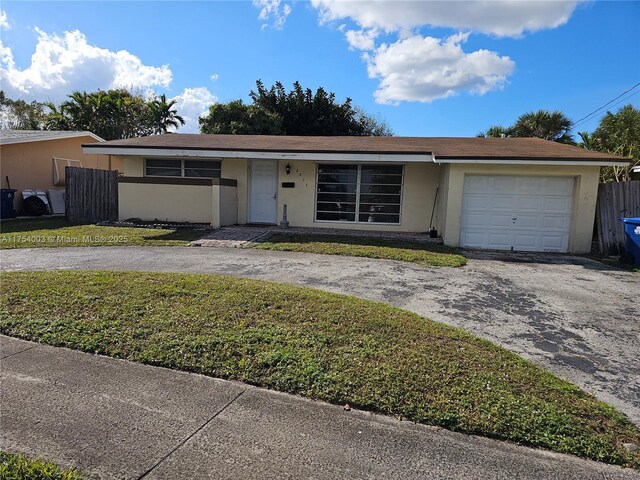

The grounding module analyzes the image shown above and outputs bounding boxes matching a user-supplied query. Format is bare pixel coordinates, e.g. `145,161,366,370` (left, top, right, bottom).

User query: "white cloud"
366,33,515,105
311,0,579,37
308,1,575,105
171,87,217,133
253,0,292,30
210,73,219,82
0,28,172,102
344,28,378,51
0,10,10,30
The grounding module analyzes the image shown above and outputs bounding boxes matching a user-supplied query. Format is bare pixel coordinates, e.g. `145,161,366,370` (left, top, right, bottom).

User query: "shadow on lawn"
0,217,73,233
142,229,207,243
266,234,458,253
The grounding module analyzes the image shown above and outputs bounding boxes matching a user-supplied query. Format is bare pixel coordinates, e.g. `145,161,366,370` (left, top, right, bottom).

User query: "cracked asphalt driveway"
1,246,638,424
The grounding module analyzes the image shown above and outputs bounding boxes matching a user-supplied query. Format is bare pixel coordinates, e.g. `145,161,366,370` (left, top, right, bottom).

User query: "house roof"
0,129,104,145
82,134,629,165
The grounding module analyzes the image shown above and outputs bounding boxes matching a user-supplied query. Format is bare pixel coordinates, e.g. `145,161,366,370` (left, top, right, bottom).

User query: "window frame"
144,158,222,179
314,163,404,225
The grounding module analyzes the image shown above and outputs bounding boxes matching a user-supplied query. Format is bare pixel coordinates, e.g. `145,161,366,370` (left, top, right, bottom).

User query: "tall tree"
511,110,574,144
147,94,185,135
200,80,393,136
39,89,185,140
0,91,46,130
478,110,575,144
590,104,640,182
199,100,283,135
476,125,513,138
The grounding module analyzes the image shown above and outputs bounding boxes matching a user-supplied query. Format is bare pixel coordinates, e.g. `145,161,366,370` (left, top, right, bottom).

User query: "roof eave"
81,145,434,163
1,131,104,145
434,157,629,167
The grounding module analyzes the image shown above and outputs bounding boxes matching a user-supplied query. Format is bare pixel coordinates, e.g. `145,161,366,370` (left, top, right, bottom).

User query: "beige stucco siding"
221,159,248,224
435,164,451,237
276,160,440,232
123,156,144,177
440,163,600,253
116,155,601,253
1,136,121,213
119,183,215,224
219,185,238,226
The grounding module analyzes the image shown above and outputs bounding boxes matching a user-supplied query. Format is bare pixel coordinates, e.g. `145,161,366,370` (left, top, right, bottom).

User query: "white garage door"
460,175,574,253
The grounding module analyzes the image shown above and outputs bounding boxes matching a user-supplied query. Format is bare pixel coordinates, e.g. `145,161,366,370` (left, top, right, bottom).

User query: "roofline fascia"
1,131,104,145
80,146,434,163
435,158,629,167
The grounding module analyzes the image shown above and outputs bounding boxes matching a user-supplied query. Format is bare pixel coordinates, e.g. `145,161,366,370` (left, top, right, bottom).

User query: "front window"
145,159,221,178
315,164,403,224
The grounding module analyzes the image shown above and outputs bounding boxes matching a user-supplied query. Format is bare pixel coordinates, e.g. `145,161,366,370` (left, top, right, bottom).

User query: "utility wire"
572,81,640,128
574,89,640,129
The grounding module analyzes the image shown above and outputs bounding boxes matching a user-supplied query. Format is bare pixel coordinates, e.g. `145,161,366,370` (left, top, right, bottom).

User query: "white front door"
460,175,574,253
249,160,278,224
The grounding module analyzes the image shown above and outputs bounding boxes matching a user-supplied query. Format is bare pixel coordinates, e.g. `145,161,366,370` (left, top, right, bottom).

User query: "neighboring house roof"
0,129,104,145
82,134,629,166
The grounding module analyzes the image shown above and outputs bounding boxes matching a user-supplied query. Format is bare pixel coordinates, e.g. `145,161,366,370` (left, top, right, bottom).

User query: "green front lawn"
0,451,82,480
0,218,206,249
1,271,638,468
255,234,467,267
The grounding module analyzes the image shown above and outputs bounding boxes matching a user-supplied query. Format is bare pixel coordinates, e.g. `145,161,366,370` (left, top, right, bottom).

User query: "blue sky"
1,1,638,136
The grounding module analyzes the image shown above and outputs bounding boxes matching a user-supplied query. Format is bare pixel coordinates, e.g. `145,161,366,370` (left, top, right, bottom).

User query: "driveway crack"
0,344,37,360
136,388,247,479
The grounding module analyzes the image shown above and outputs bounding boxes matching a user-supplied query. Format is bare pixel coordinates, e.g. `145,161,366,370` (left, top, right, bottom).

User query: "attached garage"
460,175,574,252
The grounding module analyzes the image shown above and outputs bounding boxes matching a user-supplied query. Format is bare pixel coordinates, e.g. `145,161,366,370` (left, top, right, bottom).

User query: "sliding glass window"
315,164,403,224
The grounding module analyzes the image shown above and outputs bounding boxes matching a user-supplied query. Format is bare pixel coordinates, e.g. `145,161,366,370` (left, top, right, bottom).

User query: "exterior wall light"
285,163,291,175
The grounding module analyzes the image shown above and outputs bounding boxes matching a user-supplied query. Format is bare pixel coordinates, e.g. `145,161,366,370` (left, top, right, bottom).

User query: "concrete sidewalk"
1,336,637,480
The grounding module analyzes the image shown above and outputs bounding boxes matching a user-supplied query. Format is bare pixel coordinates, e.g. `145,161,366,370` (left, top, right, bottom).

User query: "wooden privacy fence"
596,180,640,255
65,166,118,223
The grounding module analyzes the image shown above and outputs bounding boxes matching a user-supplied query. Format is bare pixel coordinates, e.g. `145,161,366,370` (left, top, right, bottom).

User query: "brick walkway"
191,225,441,248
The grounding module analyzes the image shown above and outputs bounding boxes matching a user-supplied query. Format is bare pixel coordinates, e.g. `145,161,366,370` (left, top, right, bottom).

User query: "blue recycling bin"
621,217,640,265
0,189,17,219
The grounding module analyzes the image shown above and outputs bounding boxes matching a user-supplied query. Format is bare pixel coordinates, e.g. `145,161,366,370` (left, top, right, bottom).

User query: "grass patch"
0,451,82,479
255,234,467,267
0,218,206,249
1,271,639,468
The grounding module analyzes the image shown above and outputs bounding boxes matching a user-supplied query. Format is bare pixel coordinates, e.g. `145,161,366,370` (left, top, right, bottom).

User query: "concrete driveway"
1,246,638,424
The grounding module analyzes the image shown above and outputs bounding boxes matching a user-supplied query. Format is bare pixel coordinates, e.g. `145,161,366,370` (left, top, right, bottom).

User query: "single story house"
83,134,628,254
0,130,123,214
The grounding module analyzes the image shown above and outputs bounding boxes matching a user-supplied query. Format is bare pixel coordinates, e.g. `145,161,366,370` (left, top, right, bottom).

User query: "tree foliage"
43,89,186,140
1,89,185,140
478,110,575,144
0,91,47,130
147,94,185,135
199,100,284,135
200,80,392,136
588,104,640,182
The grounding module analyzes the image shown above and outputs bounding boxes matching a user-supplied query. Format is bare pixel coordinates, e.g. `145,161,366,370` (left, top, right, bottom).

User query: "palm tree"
511,110,575,144
148,94,185,134
577,131,595,150
477,125,513,138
